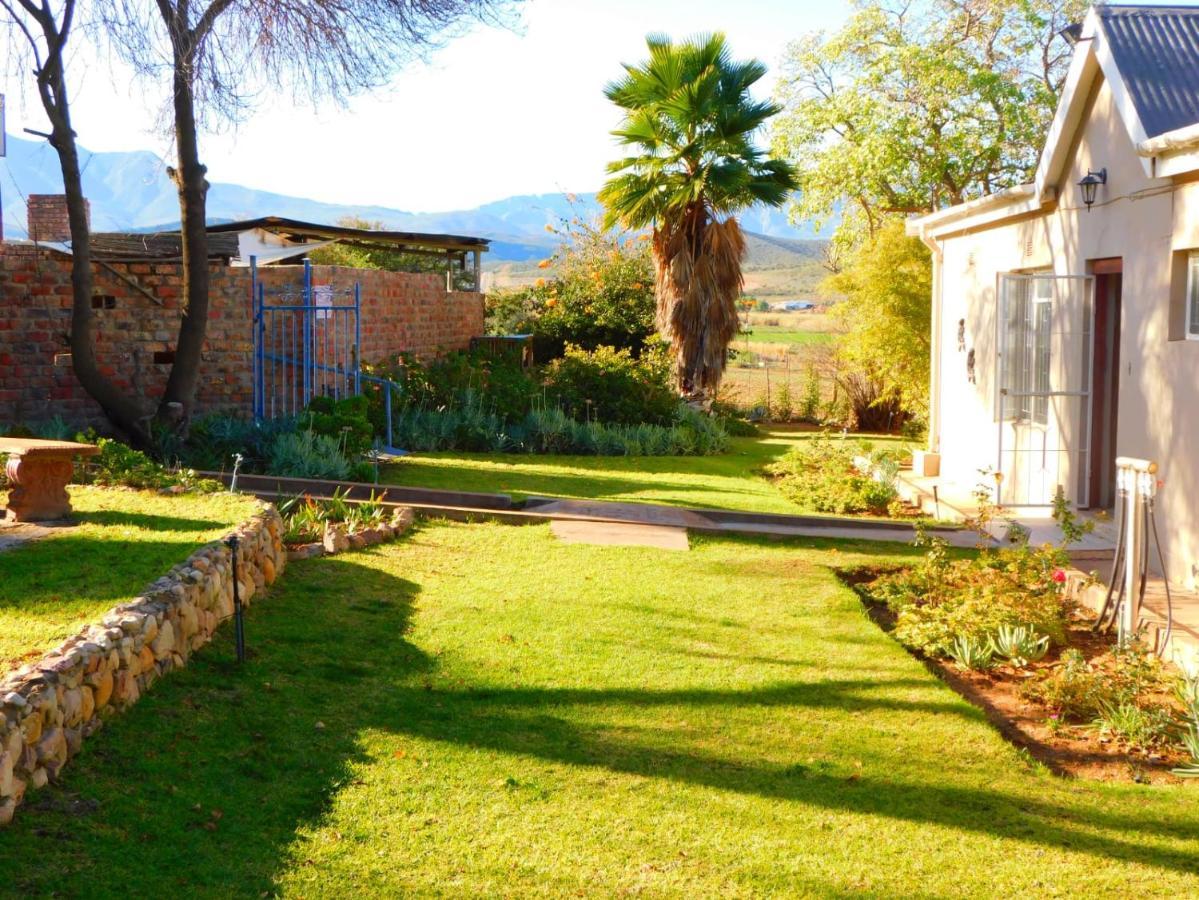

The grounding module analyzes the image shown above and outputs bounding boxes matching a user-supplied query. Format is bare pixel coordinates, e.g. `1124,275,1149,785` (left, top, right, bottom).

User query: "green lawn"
380,427,908,513
0,486,257,670
1,522,1196,896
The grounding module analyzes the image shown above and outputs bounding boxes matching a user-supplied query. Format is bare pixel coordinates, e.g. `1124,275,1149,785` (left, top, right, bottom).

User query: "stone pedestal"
1,438,98,523
6,455,76,521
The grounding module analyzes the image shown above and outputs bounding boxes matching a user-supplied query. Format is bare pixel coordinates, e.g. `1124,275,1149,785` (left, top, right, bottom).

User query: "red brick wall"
261,265,483,364
0,247,484,428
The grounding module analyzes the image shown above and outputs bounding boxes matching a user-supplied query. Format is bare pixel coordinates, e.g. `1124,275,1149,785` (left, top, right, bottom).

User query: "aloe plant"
949,634,995,671
991,624,1050,667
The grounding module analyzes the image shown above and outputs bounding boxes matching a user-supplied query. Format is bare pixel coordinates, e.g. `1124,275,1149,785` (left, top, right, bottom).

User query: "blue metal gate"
252,258,361,419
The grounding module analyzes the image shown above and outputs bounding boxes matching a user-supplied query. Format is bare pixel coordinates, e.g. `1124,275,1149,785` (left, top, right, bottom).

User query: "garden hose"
1135,496,1150,636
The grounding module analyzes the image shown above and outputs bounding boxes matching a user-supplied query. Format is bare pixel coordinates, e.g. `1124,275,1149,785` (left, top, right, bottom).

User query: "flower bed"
851,495,1199,782
765,432,919,517
279,491,415,561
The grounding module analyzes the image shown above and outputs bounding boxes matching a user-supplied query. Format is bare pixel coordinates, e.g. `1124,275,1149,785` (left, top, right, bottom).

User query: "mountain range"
0,133,830,264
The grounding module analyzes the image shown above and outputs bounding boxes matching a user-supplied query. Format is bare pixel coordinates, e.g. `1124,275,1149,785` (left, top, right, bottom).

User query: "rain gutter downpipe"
916,224,944,454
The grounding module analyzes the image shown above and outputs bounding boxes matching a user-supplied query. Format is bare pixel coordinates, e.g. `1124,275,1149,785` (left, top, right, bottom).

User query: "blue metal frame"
250,258,406,450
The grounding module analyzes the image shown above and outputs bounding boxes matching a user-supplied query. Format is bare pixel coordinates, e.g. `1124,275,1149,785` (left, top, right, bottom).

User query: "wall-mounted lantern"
1077,168,1107,211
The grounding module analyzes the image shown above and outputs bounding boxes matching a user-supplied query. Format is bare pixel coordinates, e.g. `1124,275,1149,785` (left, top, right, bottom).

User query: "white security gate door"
995,273,1094,507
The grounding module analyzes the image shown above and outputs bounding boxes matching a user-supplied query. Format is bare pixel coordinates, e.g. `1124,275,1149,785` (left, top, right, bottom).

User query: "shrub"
1021,643,1170,722
542,343,677,426
366,349,540,424
85,437,219,492
1095,702,1177,751
161,415,297,473
267,431,372,481
766,434,898,515
300,395,374,456
388,398,727,457
799,366,821,421
772,382,794,422
867,489,1095,659
716,415,758,437
872,542,1071,658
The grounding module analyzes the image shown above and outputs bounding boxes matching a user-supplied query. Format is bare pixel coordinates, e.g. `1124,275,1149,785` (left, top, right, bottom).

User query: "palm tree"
599,33,798,398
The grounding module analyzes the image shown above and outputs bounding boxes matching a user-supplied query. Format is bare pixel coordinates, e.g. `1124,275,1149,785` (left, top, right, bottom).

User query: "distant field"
741,329,837,346
743,311,839,331
722,364,815,409
723,311,840,413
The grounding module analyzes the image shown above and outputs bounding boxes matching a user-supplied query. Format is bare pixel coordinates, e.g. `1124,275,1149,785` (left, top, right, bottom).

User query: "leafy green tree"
825,219,931,415
771,0,1084,242
485,218,657,359
769,0,1082,424
599,33,798,398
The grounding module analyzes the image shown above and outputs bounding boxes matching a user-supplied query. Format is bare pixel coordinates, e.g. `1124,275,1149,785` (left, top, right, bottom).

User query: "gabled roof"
1098,5,1199,140
909,4,1199,240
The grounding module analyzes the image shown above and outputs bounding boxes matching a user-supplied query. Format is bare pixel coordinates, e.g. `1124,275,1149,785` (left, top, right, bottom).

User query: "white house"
907,4,1199,587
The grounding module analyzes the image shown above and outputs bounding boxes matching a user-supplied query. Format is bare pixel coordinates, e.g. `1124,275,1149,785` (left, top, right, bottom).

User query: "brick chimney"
27,194,89,243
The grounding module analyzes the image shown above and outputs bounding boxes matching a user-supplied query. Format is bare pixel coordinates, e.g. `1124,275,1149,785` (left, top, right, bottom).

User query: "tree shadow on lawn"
0,554,433,897
4,552,1199,894
374,684,1199,879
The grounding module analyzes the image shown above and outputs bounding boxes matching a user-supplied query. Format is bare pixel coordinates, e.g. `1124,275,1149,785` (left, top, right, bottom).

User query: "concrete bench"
0,437,99,522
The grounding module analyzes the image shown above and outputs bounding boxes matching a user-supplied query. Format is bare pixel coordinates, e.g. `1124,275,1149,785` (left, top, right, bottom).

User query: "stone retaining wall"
0,502,286,826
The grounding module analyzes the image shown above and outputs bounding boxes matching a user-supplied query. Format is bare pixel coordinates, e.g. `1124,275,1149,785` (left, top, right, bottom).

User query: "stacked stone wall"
0,502,285,826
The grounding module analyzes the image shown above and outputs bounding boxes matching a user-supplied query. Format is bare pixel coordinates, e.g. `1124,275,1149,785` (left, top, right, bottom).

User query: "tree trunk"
56,127,151,443
157,35,210,429
29,11,150,443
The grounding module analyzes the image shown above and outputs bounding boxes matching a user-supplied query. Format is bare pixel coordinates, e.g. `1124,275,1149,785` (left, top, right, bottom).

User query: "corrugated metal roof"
87,231,240,261
1098,5,1199,138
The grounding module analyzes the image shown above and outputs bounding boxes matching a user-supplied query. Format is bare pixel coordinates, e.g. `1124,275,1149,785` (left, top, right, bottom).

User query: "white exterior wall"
933,75,1199,586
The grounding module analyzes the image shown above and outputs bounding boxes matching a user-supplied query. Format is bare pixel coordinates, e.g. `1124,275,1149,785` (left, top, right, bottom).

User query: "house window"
1000,276,1052,425
1189,252,1199,339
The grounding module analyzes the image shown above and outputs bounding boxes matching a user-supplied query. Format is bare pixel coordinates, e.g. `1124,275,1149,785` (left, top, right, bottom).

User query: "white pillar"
1116,456,1157,644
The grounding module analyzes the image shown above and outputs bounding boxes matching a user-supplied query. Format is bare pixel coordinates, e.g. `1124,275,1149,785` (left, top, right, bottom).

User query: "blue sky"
2,0,851,212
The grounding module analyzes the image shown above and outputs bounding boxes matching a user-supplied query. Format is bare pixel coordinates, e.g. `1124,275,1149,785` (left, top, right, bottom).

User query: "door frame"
1088,258,1122,508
